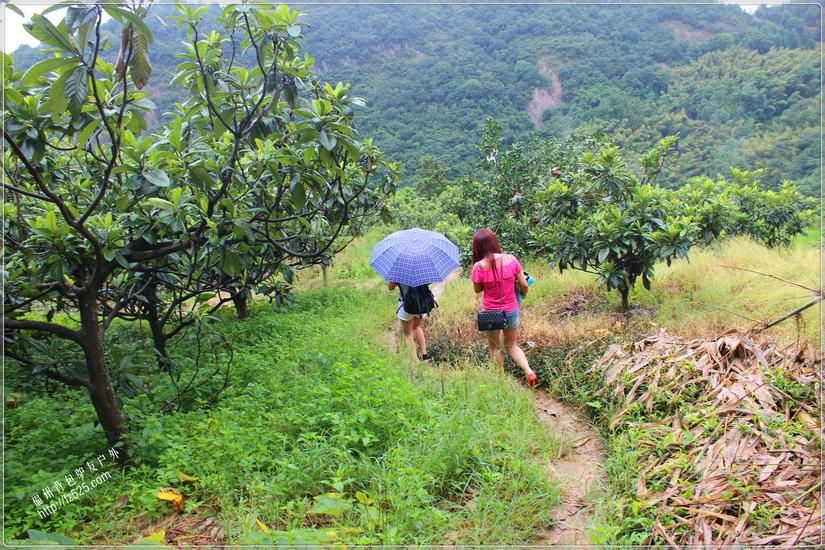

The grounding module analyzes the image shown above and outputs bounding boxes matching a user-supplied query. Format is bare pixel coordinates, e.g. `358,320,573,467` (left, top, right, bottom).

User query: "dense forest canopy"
11,2,821,194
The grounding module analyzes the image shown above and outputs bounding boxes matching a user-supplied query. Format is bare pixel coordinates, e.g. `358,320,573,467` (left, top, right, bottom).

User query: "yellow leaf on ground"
142,530,166,543
256,519,270,533
156,487,185,512
177,471,200,483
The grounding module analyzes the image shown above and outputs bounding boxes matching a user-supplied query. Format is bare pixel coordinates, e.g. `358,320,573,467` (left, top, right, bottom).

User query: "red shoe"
527,372,538,388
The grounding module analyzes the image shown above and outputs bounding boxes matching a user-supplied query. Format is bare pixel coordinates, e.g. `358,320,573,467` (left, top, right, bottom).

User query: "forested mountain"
10,2,821,194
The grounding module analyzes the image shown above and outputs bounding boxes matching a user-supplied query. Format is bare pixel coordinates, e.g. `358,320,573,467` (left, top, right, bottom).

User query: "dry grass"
454,236,820,349
299,232,819,350
598,331,822,546
647,237,820,344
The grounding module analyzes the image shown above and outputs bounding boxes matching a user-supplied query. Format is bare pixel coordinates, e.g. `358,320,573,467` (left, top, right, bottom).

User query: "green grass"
5,285,560,545
413,229,821,545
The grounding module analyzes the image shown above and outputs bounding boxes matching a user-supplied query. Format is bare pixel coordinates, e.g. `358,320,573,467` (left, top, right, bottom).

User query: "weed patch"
5,286,558,545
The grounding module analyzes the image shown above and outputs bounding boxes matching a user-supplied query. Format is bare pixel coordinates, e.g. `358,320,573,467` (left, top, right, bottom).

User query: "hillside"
9,2,821,193
297,3,820,192
4,2,820,545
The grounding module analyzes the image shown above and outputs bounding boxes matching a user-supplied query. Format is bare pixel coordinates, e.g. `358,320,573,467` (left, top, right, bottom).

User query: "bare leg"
484,330,504,369
503,327,534,377
400,319,419,363
412,316,427,356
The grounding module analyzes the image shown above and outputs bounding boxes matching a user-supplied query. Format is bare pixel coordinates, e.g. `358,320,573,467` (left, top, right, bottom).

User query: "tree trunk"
620,286,630,312
79,293,129,465
322,265,329,287
231,290,249,320
146,300,171,372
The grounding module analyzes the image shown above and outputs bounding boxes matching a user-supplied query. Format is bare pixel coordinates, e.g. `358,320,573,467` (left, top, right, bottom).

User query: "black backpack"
400,284,437,315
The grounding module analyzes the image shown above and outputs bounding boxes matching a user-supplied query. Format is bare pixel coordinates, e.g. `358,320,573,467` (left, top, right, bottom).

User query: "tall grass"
5,285,562,545
641,236,819,343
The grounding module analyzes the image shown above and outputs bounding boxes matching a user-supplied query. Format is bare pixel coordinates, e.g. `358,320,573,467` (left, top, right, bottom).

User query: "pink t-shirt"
471,254,522,312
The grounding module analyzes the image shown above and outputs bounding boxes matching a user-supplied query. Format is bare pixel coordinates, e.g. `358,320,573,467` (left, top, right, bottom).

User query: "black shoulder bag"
476,258,508,331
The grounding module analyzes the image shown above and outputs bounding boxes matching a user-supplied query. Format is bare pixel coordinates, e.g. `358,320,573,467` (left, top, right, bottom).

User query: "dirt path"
429,268,461,300
533,391,605,545
384,269,606,544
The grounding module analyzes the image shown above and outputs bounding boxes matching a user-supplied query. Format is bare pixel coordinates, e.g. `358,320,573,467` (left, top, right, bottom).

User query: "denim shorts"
482,309,520,328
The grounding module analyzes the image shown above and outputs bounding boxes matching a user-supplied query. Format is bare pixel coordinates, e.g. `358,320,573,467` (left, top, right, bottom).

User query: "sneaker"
421,353,431,361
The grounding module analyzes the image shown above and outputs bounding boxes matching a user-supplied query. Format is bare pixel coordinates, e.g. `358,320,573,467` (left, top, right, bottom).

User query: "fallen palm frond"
596,330,822,546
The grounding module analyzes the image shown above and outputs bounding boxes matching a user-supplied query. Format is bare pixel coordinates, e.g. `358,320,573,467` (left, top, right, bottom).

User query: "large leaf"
307,493,351,516
156,488,185,512
6,3,23,17
222,251,243,277
47,67,72,116
144,198,175,211
64,65,88,116
76,119,101,148
318,130,336,151
24,14,77,52
143,170,170,188
21,57,78,87
66,6,97,31
27,530,76,545
102,5,153,44
129,28,152,89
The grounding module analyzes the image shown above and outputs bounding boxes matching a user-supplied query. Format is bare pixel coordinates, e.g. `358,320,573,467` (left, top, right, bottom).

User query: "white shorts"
397,303,427,321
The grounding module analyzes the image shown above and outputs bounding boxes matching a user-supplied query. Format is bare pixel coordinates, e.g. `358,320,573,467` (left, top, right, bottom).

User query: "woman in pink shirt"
471,228,538,388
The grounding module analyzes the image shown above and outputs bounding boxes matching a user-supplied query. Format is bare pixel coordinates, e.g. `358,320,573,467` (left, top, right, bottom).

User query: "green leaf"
65,65,88,116
21,57,77,87
76,119,101,148
27,530,76,545
114,253,130,269
129,28,152,89
269,529,333,546
6,3,23,17
307,493,351,516
102,5,153,44
287,25,301,37
169,187,184,207
222,251,243,277
144,198,175,211
2,86,24,105
24,14,78,52
143,170,170,188
47,65,73,115
189,167,212,190
292,183,306,210
65,6,97,33
318,130,336,152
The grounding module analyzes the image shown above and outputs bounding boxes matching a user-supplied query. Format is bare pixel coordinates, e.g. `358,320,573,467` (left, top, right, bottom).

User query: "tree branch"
4,318,83,345
4,349,90,388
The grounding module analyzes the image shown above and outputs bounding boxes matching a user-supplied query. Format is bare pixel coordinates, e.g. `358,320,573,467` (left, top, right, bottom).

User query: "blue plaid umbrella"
370,228,460,287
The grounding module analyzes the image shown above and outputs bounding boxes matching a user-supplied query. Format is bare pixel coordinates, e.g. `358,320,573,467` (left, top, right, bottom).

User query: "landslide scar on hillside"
527,57,564,129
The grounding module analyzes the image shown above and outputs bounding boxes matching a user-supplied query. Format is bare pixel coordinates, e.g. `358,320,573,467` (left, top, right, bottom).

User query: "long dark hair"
472,228,503,267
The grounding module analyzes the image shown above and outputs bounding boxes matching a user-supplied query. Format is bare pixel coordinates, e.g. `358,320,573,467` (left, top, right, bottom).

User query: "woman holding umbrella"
387,281,430,362
471,228,538,388
371,229,460,363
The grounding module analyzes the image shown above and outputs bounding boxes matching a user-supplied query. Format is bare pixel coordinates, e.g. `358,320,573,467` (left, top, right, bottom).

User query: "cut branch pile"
597,330,822,546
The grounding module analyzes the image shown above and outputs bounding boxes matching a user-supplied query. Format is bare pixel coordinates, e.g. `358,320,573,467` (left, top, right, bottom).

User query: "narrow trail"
533,392,605,545
430,271,459,300
385,269,607,544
